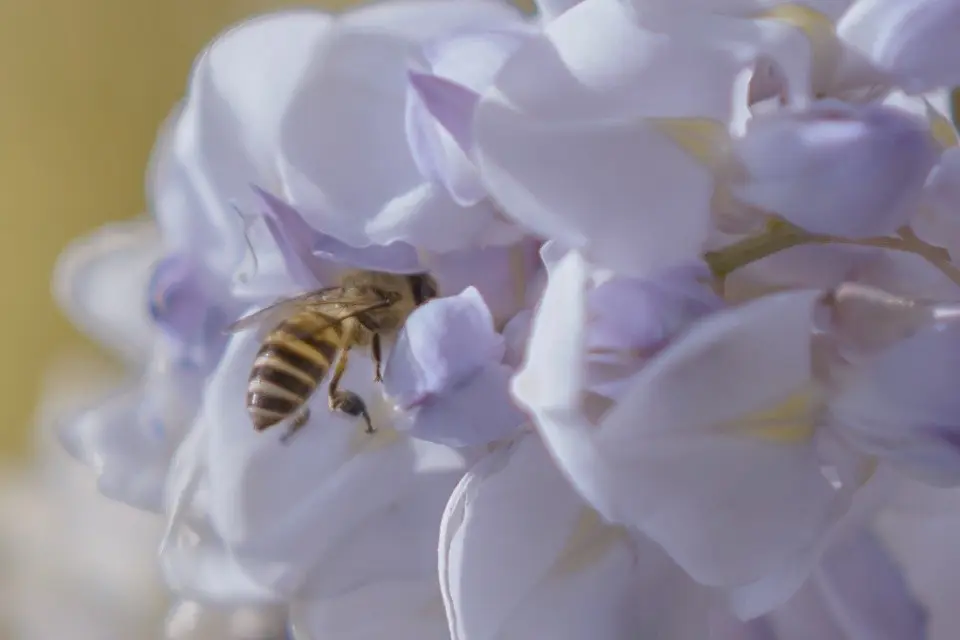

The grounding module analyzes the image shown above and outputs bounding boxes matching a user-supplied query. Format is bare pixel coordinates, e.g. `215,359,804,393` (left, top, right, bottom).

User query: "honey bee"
227,270,439,443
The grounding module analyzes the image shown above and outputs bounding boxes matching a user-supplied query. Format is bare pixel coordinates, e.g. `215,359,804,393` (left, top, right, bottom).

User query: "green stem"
705,220,960,291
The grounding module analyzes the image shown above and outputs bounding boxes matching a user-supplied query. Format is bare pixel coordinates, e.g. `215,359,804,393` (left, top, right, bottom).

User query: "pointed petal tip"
408,69,479,154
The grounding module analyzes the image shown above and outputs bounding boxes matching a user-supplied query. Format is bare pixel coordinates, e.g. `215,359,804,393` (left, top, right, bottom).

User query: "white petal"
515,252,844,607
278,0,522,253
190,330,465,596
152,11,334,276
806,529,927,639
475,0,746,276
52,220,161,364
830,323,960,486
878,483,960,640
838,0,960,93
440,435,712,640
287,447,461,639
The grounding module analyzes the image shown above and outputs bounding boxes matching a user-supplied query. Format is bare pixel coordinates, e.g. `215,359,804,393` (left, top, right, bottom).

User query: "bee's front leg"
328,347,376,434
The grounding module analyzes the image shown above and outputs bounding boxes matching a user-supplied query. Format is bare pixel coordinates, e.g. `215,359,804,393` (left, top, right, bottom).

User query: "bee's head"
408,274,439,306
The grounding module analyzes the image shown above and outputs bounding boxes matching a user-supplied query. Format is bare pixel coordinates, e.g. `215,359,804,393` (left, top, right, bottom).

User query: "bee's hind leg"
279,407,311,445
331,390,375,434
328,347,376,434
371,333,383,383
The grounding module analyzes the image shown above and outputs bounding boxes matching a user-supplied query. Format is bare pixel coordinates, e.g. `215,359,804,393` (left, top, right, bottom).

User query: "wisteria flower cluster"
54,0,960,638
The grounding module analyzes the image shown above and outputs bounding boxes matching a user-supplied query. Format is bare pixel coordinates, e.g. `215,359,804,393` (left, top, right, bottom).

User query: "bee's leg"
328,348,376,434
371,333,383,383
279,407,311,445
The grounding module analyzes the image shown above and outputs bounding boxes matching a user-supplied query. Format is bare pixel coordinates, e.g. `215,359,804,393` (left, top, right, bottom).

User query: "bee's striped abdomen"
246,311,342,431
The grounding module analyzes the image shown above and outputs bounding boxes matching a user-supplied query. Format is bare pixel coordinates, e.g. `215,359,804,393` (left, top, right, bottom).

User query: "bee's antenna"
228,200,260,285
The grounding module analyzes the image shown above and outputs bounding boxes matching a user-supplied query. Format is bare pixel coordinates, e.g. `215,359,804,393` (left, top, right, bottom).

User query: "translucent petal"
424,238,544,328
52,220,162,365
190,330,465,596
57,343,205,513
406,28,530,206
382,287,505,409
830,323,960,486
807,529,927,639
439,435,712,640
150,11,334,277
395,364,526,447
254,188,423,284
838,0,960,94
474,0,798,276
278,1,523,253
878,483,960,640
514,252,843,609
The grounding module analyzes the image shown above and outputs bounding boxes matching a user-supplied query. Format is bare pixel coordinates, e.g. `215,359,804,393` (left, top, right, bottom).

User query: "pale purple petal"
254,187,326,289
427,238,544,327
59,387,170,513
408,71,479,155
812,530,928,639
147,255,234,371
588,264,722,357
405,27,531,206
383,287,505,409
396,364,526,447
830,323,960,486
255,187,425,279
732,101,938,237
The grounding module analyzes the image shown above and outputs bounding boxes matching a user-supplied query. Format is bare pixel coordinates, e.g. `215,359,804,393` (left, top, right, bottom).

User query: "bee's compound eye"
411,275,438,305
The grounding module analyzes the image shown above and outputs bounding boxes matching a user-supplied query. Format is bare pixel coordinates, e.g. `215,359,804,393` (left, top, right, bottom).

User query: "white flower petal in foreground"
52,219,162,365
712,529,927,639
513,248,960,617
473,0,829,277
878,483,960,640
731,100,938,237
440,434,713,640
163,327,465,638
838,0,960,94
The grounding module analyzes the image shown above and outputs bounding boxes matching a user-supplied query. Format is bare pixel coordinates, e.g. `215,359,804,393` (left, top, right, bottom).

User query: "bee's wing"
225,287,344,333
303,289,389,314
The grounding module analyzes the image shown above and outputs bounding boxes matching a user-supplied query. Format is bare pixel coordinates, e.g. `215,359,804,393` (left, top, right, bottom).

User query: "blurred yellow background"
0,0,358,459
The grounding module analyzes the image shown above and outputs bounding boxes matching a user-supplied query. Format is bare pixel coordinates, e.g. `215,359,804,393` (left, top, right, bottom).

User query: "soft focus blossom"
513,248,960,616
838,0,960,94
0,355,165,640
49,0,960,637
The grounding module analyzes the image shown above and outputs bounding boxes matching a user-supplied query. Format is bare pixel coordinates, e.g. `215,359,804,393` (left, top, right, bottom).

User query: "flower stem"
704,219,960,290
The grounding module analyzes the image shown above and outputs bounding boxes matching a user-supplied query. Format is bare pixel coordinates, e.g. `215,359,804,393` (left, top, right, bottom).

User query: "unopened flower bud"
731,101,938,237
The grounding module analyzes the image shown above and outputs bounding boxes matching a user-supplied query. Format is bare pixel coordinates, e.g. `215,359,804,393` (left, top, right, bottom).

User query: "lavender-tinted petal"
311,232,424,275
587,264,722,357
147,255,234,371
254,187,326,289
256,186,424,277
815,530,928,638
383,287,504,408
408,71,479,155
428,239,543,327
397,364,526,447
